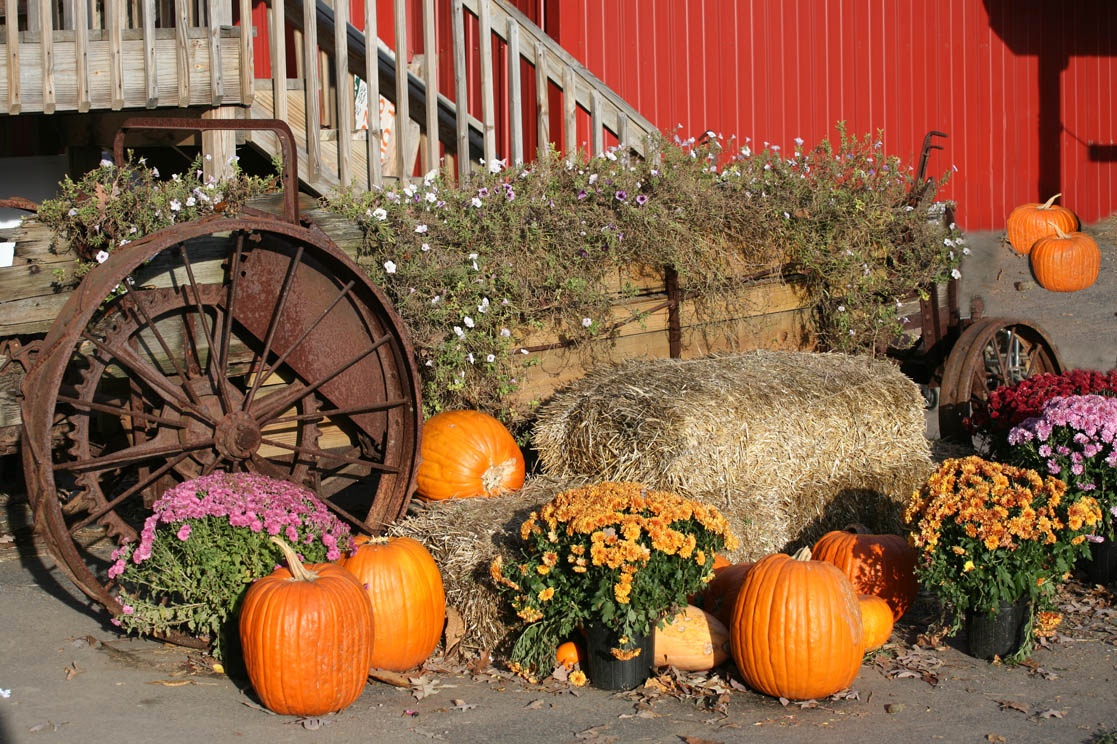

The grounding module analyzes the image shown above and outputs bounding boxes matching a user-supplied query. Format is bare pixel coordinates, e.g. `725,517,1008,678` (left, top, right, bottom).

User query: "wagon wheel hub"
214,410,262,460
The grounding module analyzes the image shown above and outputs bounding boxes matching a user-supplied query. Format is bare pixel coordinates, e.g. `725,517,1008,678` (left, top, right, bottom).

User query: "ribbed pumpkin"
239,537,373,716
1029,223,1101,292
730,548,863,700
812,525,918,621
415,410,525,500
1005,193,1079,255
556,640,585,669
653,605,730,671
342,536,446,672
858,594,894,651
697,561,755,627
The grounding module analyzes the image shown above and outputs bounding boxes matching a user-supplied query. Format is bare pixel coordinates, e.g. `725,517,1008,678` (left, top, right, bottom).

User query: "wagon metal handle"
112,118,300,224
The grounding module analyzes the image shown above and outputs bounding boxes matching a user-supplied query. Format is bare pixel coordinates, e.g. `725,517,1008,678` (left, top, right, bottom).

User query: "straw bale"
532,350,935,560
387,475,592,654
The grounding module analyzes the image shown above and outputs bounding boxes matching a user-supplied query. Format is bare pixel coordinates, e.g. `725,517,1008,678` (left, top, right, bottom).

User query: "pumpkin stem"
1040,193,1062,209
842,523,870,534
481,458,517,495
792,546,813,561
269,535,319,582
1047,220,1071,239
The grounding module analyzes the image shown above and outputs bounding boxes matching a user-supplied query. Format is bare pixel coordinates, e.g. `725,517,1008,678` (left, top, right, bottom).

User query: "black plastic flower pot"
1085,539,1117,586
583,622,653,691
965,599,1031,660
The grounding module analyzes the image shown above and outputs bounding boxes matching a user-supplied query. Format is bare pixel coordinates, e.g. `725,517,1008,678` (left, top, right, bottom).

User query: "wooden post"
270,0,287,145
393,0,409,185
477,0,495,167
422,0,439,176
74,0,90,112
451,0,469,181
5,0,19,114
303,0,321,180
617,112,629,152
39,0,55,114
143,0,158,108
534,41,549,158
239,0,254,105
110,0,125,109
176,0,191,106
590,89,602,157
334,0,352,187
365,0,382,188
207,0,225,105
562,65,576,161
507,19,522,166
202,107,238,182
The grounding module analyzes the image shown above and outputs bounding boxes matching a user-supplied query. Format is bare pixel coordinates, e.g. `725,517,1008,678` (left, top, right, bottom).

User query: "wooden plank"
590,89,602,157
302,0,321,180
534,41,548,157
617,112,628,151
5,0,19,114
109,0,125,109
334,0,351,187
476,0,495,166
422,0,438,176
74,0,90,112
507,18,522,166
40,0,56,113
142,0,158,107
238,0,253,105
562,64,575,159
206,0,223,104
202,105,237,180
364,0,382,188
451,0,469,180
175,0,190,106
270,0,287,137
392,0,409,185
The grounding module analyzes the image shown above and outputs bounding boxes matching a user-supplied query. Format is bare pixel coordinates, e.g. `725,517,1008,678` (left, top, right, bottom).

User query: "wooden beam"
477,0,495,167
562,64,575,160
39,0,55,114
451,0,469,180
5,0,19,114
110,0,125,109
422,0,439,176
302,0,321,179
534,41,548,157
239,0,254,105
334,0,351,187
74,0,90,112
364,0,382,188
590,89,602,157
207,0,225,105
143,0,158,108
393,0,409,185
507,18,522,166
270,0,287,138
202,106,238,181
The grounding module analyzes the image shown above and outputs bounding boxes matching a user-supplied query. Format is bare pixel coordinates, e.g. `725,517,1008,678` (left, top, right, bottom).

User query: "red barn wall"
544,0,1117,231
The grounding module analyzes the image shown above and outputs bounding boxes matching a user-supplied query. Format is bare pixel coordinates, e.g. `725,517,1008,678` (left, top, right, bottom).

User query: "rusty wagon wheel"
20,212,422,624
937,317,1063,448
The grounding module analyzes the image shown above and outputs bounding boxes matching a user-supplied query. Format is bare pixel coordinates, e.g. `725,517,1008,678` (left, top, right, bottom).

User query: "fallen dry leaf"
986,735,1006,742
682,737,725,744
468,650,492,675
450,699,476,711
1038,709,1068,719
524,699,546,710
443,607,465,658
996,700,1029,714
370,669,412,687
240,698,277,715
145,679,193,687
574,723,611,739
64,661,82,681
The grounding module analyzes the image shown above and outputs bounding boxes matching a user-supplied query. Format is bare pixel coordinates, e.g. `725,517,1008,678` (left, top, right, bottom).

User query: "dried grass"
532,350,935,560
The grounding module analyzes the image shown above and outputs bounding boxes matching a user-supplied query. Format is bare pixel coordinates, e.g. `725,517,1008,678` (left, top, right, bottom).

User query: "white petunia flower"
478,297,490,313
170,199,182,212
425,192,437,203
467,353,475,364
500,328,511,337
837,305,846,312
95,250,110,263
415,224,428,233
372,207,387,221
100,159,113,168
471,197,483,208
421,242,431,251
463,316,475,328
453,326,465,337
403,184,417,197
383,261,397,274
582,317,592,327
951,268,962,279
486,354,495,363
186,196,196,207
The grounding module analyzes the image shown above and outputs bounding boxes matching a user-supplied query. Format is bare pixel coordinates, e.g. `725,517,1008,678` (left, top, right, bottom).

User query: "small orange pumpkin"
1005,193,1079,255
416,410,526,500
858,594,894,651
812,524,918,621
653,605,730,671
556,640,585,669
697,561,755,627
729,548,863,700
342,536,446,672
239,536,373,716
1029,223,1101,292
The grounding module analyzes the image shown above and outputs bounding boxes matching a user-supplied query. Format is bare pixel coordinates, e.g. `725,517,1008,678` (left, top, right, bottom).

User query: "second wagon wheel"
937,317,1063,448
20,120,422,625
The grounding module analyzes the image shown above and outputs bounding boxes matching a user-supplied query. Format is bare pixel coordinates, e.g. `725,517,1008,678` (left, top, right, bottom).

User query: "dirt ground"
0,226,1116,744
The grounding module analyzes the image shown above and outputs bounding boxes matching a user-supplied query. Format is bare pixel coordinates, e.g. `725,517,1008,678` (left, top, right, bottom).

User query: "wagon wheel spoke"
53,437,216,474
256,279,357,387
179,243,233,415
269,398,410,425
120,286,207,410
1023,344,1043,377
218,233,245,379
249,339,389,424
243,245,305,410
257,437,399,473
55,393,187,429
67,450,198,534
79,332,216,426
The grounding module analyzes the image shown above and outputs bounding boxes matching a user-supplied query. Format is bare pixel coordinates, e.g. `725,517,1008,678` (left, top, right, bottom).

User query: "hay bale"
532,350,935,560
388,475,592,654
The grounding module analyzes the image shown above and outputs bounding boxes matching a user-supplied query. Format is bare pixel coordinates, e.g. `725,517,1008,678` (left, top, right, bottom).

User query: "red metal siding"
547,0,1117,231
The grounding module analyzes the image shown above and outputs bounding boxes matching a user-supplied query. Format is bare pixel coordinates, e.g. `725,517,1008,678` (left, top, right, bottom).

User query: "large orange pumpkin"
415,410,525,500
1005,193,1078,255
812,525,918,621
858,594,894,651
556,640,585,669
1029,223,1101,292
730,548,863,701
653,605,730,671
697,561,755,627
342,536,446,672
239,537,373,716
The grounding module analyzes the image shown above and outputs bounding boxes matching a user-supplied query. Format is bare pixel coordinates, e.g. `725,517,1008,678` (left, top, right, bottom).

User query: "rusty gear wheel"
21,213,422,616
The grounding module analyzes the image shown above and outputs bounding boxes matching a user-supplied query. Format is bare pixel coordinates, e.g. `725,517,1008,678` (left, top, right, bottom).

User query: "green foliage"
325,124,962,429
